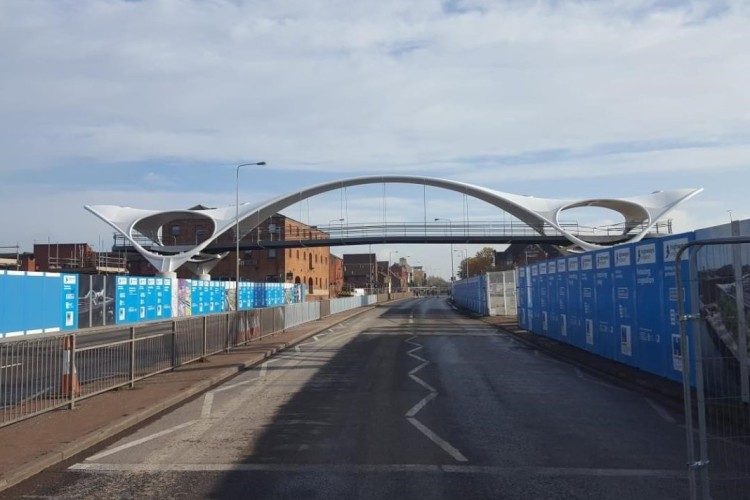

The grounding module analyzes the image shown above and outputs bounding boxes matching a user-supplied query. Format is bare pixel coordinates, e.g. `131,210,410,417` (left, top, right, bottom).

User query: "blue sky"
0,0,748,279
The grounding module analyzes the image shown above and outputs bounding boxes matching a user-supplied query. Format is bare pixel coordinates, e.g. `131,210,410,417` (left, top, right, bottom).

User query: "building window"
289,249,292,257
171,225,181,236
296,250,299,259
268,249,276,258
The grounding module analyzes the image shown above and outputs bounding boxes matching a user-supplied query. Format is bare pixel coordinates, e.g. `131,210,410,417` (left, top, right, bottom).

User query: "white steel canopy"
85,175,702,274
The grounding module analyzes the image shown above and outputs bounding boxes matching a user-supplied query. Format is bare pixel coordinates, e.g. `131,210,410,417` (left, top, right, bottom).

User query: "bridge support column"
159,271,177,280
196,274,211,281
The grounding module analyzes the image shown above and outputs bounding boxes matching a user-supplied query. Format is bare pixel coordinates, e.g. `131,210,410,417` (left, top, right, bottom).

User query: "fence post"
730,221,750,403
171,320,177,370
226,313,231,352
64,335,79,409
202,316,208,360
129,326,136,388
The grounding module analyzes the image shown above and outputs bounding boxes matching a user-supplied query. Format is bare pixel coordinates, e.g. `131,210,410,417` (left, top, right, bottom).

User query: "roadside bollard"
61,335,80,398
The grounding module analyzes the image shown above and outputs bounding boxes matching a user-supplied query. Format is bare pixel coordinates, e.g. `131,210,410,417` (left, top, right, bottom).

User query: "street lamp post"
236,161,266,311
435,218,454,281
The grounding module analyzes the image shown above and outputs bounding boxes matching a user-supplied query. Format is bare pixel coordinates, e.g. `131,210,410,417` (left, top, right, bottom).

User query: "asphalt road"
4,298,691,499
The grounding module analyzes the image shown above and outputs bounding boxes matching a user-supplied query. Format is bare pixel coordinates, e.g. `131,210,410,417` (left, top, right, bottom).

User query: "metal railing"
0,294,402,429
113,219,674,251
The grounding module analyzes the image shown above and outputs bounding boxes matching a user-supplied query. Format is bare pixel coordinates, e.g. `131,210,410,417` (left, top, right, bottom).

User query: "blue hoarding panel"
538,262,549,336
580,254,595,351
0,271,5,335
145,278,157,320
530,264,540,333
566,257,581,345
5,273,29,334
613,246,636,365
61,274,78,330
556,258,568,340
546,260,559,339
594,250,616,360
126,277,140,323
162,278,173,318
633,240,664,377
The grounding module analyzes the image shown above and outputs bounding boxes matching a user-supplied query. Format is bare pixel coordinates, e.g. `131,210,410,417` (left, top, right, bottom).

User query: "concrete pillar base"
196,274,211,281
159,271,177,279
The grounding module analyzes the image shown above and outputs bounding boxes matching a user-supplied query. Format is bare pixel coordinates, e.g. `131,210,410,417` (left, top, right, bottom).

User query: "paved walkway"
0,306,377,492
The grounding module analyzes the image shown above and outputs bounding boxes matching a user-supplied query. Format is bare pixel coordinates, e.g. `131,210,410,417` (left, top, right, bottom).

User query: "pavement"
0,304,687,494
0,305,379,493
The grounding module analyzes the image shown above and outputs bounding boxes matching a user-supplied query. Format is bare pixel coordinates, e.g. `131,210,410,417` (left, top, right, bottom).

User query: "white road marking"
85,420,198,461
201,392,214,418
405,392,438,418
313,335,321,341
645,398,676,424
214,379,254,393
295,345,301,353
407,417,468,462
260,358,280,378
70,462,685,478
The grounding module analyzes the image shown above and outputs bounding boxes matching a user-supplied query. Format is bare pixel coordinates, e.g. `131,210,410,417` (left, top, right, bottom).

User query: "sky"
1,0,749,280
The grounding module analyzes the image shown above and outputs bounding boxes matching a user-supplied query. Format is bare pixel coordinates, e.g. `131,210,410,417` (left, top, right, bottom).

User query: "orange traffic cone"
61,335,80,397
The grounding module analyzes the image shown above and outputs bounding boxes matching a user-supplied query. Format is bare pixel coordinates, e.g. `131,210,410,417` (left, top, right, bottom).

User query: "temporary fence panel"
451,275,487,316
566,256,582,347
284,302,321,330
678,229,750,499
487,270,517,317
516,268,528,329
613,246,636,365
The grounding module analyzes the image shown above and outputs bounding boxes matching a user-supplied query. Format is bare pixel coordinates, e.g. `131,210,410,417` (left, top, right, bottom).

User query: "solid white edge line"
85,420,198,462
405,392,438,418
407,417,468,462
201,392,214,418
69,462,686,478
213,378,255,394
645,398,676,424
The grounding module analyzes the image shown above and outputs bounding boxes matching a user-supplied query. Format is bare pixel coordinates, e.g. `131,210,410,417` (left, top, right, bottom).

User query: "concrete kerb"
0,304,378,494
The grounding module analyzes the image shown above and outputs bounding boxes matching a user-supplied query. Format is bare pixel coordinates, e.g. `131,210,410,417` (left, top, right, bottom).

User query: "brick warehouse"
122,210,337,299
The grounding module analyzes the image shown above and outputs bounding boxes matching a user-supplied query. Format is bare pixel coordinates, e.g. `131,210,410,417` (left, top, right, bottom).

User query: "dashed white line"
85,420,198,461
201,392,214,418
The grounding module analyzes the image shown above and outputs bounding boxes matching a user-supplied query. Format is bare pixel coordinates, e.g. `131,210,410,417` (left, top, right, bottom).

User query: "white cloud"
0,0,749,278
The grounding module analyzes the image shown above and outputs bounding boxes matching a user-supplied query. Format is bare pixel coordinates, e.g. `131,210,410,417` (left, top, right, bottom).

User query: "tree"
457,247,496,278
425,275,448,287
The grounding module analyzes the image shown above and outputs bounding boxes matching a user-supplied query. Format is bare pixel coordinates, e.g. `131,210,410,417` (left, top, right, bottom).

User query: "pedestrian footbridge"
85,175,701,275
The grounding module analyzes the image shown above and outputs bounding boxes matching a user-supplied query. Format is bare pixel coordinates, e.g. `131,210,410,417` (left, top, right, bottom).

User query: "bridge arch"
85,176,702,275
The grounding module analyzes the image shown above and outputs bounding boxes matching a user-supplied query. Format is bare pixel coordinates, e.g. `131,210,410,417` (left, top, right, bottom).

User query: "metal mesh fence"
487,270,517,316
678,236,750,499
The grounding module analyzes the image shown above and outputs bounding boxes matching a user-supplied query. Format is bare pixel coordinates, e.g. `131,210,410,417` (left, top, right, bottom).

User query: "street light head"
256,161,267,166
